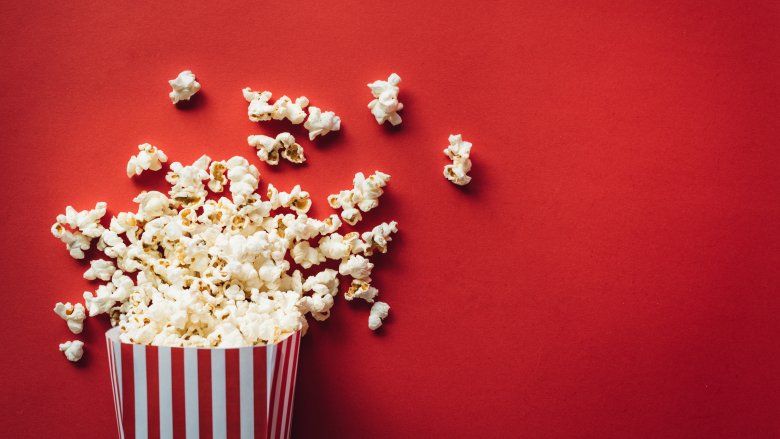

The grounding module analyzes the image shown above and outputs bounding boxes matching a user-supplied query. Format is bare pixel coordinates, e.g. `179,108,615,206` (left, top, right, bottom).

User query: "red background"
1,1,779,437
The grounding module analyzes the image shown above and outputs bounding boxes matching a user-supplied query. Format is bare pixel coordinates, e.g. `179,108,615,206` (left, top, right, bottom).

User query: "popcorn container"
105,327,302,439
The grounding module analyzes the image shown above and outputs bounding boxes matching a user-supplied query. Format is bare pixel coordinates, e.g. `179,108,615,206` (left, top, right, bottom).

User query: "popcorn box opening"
106,327,302,439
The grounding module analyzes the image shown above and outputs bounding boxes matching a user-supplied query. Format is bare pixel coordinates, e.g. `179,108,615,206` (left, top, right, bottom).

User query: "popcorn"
291,242,325,269
126,143,168,177
338,254,374,281
328,171,391,225
345,279,378,303
443,134,473,186
52,147,399,348
360,221,398,256
367,73,403,126
59,340,85,362
51,202,108,259
303,106,341,140
368,302,390,330
168,70,201,104
53,302,87,334
248,132,306,165
84,259,116,281
243,88,310,124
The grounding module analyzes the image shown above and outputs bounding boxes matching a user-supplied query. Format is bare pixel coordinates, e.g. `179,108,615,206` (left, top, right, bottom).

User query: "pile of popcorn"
52,70,474,362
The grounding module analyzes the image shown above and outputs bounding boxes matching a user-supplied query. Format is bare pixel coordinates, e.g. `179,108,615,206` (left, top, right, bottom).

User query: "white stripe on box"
285,333,300,438
281,335,298,439
183,349,199,439
107,337,121,439
158,347,173,439
132,344,148,439
211,349,227,439
239,348,254,439
267,343,276,413
114,339,123,420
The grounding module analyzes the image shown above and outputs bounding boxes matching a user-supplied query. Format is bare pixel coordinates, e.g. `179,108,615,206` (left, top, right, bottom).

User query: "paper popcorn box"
105,327,302,439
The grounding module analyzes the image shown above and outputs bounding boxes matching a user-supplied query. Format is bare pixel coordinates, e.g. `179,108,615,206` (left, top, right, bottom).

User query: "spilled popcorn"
443,134,473,186
367,73,403,126
52,146,398,358
168,70,201,104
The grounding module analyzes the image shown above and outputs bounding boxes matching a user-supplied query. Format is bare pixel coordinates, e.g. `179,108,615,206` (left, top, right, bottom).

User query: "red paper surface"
1,1,779,437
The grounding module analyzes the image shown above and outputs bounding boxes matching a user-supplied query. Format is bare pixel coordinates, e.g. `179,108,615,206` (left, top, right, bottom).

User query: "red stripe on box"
225,349,241,439
285,333,301,438
170,348,186,439
253,345,267,438
269,339,284,439
272,337,291,439
120,343,135,439
146,346,160,439
197,349,213,439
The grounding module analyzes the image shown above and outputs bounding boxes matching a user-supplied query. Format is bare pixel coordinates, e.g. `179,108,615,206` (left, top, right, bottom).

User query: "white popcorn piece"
368,301,390,330
53,302,87,334
303,106,341,140
168,70,201,104
243,88,310,125
225,156,260,206
328,171,390,225
360,221,398,256
248,132,305,166
83,259,117,281
291,242,325,269
267,184,311,214
318,232,358,260
207,160,228,193
83,284,116,317
367,73,403,126
339,254,374,281
59,340,85,362
51,202,108,259
345,279,379,303
272,96,310,124
443,134,473,186
127,143,168,178
166,155,211,206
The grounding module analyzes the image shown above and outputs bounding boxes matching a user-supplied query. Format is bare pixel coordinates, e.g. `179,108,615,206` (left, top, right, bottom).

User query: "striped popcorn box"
105,327,302,439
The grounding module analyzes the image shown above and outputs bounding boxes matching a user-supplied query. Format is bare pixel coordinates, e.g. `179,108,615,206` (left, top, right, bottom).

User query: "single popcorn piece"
59,340,85,362
291,242,325,269
168,70,201,104
367,73,403,126
345,279,379,303
339,254,374,281
248,132,306,165
443,134,473,186
53,302,87,334
328,171,390,225
243,88,310,124
303,106,341,140
127,143,168,177
360,221,398,256
50,202,108,259
368,301,390,330
83,259,116,281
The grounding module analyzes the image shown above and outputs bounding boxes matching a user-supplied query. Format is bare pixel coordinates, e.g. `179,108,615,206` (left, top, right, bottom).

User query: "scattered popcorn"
53,302,87,334
243,88,310,124
248,132,306,165
367,73,403,126
328,171,391,225
126,143,168,177
83,259,116,281
368,301,390,330
59,340,85,362
50,202,108,259
303,106,341,140
51,148,400,348
168,70,201,104
443,134,473,186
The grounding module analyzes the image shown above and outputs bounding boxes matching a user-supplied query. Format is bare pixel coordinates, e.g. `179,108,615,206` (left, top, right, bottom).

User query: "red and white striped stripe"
106,328,302,439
